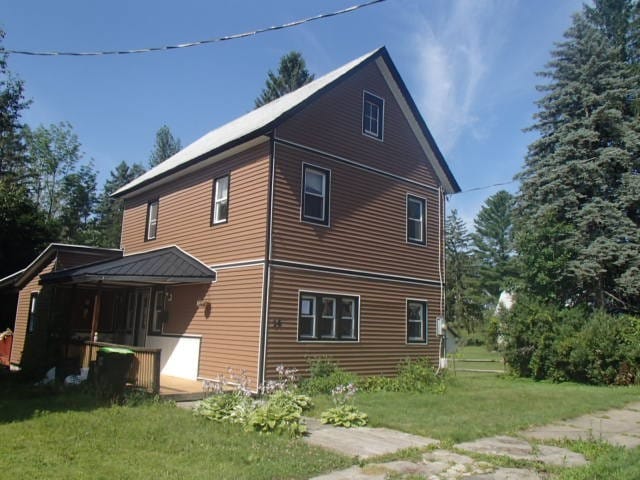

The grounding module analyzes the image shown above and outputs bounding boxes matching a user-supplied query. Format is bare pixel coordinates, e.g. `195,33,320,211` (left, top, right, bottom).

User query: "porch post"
90,281,102,342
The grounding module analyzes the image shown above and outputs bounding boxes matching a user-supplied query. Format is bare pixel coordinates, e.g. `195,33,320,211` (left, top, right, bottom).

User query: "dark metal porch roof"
41,246,216,285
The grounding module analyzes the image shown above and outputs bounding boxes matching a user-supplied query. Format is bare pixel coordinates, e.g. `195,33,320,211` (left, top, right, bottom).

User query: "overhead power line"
5,0,389,57
456,180,517,195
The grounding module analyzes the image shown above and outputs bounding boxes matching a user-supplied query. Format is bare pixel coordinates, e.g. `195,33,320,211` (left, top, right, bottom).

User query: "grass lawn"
312,346,640,443
0,382,351,480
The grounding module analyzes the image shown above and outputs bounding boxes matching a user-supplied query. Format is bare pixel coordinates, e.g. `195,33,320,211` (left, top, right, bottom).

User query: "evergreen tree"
93,161,145,248
446,210,483,332
148,125,181,168
472,190,516,303
254,51,315,108
516,1,640,311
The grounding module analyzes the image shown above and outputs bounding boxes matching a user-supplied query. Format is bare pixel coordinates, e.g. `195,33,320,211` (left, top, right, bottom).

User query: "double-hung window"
407,195,426,245
302,165,330,226
407,300,427,343
146,200,159,241
27,292,38,334
212,175,230,225
362,91,384,140
298,292,359,341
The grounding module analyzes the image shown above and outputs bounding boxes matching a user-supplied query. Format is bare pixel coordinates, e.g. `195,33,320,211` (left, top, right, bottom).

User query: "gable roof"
41,245,216,285
0,243,123,290
113,46,460,198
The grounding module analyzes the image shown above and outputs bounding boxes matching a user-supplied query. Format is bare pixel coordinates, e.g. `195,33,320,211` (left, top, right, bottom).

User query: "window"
302,165,330,226
150,289,167,334
407,195,426,245
212,175,229,225
407,300,427,343
146,200,159,241
298,292,359,341
27,292,38,334
362,91,384,140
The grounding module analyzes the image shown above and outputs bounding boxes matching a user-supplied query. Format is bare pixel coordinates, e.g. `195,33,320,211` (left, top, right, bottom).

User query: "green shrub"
299,369,359,395
247,390,310,437
358,375,400,392
500,295,640,385
196,391,254,424
396,357,445,393
308,356,339,378
321,405,368,427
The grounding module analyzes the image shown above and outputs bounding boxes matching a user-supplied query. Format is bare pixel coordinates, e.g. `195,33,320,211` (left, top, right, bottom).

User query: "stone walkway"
306,401,640,479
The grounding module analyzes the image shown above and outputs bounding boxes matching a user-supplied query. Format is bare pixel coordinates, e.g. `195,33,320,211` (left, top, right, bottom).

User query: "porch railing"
79,341,161,394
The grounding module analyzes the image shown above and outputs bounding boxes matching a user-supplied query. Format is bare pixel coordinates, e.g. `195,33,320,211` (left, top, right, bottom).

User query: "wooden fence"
78,341,161,394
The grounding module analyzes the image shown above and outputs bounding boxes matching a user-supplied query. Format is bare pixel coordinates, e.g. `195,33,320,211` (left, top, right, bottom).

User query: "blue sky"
2,0,584,226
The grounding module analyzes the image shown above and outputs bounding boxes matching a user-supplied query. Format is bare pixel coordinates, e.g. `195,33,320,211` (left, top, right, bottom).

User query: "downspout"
258,131,276,389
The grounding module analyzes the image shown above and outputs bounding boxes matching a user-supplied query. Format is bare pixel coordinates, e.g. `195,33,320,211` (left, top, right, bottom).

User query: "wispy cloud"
411,0,515,154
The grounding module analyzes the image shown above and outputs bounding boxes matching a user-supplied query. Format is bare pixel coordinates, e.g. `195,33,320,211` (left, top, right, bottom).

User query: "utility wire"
456,180,517,195
5,0,388,57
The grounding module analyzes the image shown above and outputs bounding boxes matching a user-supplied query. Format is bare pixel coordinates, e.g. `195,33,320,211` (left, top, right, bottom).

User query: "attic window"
362,91,384,140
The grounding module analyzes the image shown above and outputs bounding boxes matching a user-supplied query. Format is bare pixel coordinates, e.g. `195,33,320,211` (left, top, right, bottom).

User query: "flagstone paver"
522,401,640,448
455,435,587,467
304,417,438,459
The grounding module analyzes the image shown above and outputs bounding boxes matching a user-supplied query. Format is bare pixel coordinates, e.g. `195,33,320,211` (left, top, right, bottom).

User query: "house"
3,47,460,392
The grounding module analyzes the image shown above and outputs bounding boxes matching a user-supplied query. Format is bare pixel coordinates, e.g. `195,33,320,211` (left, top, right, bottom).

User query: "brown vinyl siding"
162,265,264,390
271,143,443,280
265,265,441,379
10,259,56,365
121,143,270,265
276,60,439,188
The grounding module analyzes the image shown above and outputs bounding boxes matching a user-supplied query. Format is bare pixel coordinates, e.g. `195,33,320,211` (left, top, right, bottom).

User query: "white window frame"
339,298,357,340
28,292,38,334
146,199,159,241
297,291,359,342
301,163,330,226
212,175,230,225
406,194,426,245
319,297,337,339
299,295,317,339
362,90,384,141
406,299,428,344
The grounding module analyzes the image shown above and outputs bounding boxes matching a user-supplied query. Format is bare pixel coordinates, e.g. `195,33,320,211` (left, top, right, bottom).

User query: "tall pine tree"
254,52,315,108
472,190,516,303
148,125,181,168
516,0,640,311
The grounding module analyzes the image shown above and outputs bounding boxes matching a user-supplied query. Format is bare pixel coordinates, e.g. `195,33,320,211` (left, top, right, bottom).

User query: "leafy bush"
321,405,368,427
357,375,400,392
196,391,254,424
396,357,446,393
320,384,368,428
308,356,339,378
500,295,640,385
299,369,359,395
247,390,311,437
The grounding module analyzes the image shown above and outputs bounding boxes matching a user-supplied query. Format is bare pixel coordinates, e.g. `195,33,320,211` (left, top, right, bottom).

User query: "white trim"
117,136,269,199
405,298,428,345
212,174,230,225
272,259,441,286
362,90,385,142
300,162,331,227
376,58,457,194
405,193,427,246
274,138,440,193
259,261,269,387
296,289,361,343
209,259,265,270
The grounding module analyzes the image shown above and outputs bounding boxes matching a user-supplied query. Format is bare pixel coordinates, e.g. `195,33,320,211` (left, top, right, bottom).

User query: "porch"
73,340,205,400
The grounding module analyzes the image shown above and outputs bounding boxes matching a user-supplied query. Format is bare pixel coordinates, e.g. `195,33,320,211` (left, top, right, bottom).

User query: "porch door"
125,288,151,347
